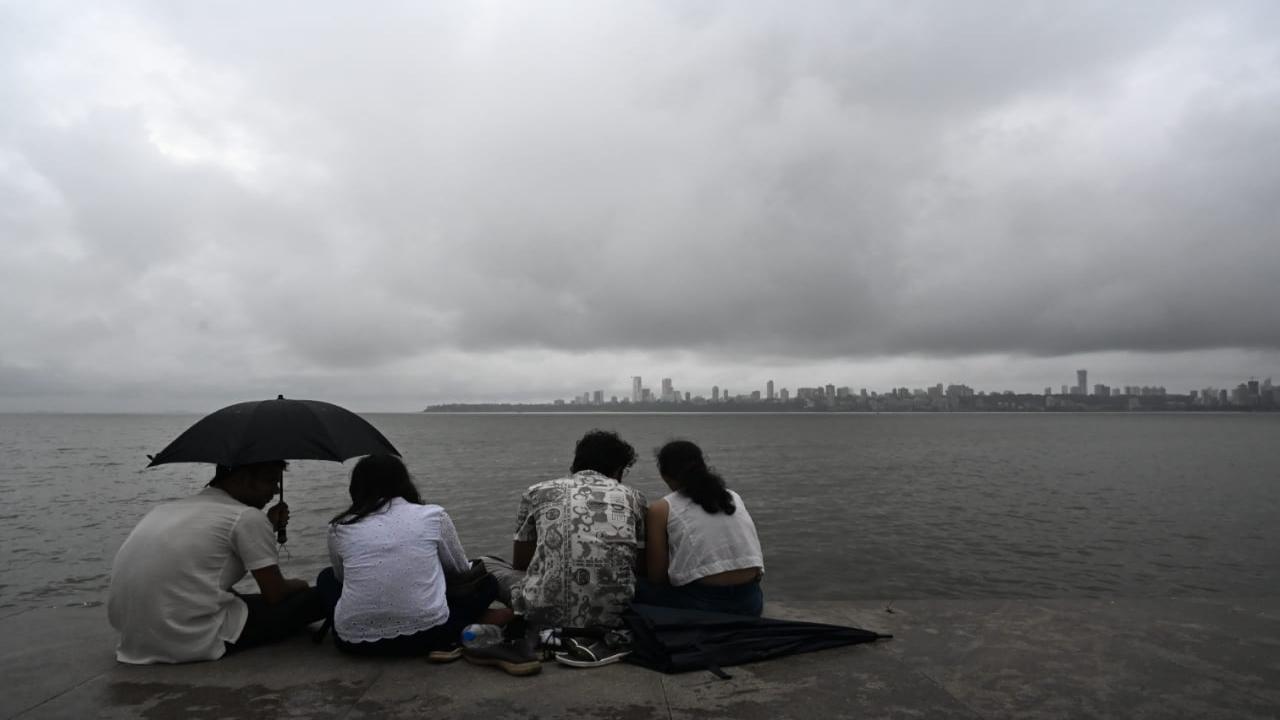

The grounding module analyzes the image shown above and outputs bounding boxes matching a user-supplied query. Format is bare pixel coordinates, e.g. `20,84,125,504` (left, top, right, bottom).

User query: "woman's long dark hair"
330,454,422,525
656,440,735,515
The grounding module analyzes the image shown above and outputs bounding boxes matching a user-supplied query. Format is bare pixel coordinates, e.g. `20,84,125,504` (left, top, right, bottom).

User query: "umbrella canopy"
147,396,399,468
622,603,891,677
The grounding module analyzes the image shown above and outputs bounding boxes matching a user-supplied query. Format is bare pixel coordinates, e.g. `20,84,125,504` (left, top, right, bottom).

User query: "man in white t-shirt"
108,461,323,663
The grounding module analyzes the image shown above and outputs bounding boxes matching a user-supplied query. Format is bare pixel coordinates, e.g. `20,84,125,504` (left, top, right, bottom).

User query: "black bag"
621,603,891,678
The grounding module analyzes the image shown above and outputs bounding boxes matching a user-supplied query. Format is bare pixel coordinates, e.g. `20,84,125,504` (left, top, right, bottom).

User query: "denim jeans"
634,576,764,617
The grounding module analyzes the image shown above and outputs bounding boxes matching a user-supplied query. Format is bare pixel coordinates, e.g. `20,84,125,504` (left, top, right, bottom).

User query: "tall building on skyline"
767,380,775,401
661,377,674,402
1077,369,1088,396
632,376,642,403
712,385,719,402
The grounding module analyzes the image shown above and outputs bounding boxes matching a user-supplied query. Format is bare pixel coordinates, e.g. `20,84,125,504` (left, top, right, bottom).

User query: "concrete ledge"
3,598,1277,719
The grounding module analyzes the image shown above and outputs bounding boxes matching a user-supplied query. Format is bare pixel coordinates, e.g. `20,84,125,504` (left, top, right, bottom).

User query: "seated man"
107,461,323,663
487,430,647,629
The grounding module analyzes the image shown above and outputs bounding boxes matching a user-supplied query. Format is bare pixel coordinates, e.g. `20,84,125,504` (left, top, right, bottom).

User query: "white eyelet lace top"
328,498,469,642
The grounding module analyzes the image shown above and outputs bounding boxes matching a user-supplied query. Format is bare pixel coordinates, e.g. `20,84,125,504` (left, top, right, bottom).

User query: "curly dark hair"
570,430,637,479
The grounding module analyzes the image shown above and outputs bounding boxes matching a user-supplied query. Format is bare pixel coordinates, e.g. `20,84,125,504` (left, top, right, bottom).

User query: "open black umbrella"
147,396,399,542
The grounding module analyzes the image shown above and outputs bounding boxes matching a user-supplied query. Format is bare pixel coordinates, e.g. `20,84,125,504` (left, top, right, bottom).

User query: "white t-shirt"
107,486,279,664
327,499,469,643
664,489,765,586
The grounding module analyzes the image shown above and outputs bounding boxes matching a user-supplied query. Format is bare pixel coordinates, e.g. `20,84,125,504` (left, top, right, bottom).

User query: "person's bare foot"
479,607,515,625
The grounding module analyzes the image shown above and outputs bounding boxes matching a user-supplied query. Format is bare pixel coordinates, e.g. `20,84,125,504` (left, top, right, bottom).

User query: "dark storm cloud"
1,1,1277,409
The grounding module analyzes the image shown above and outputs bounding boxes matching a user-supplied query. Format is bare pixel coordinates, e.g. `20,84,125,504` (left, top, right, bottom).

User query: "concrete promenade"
2,597,1277,719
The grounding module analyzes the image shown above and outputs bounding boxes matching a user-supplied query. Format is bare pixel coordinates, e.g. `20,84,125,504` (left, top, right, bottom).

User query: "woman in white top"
315,454,505,656
639,440,765,616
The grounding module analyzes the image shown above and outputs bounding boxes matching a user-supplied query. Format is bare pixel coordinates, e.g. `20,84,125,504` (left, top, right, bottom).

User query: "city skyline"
549,370,1276,409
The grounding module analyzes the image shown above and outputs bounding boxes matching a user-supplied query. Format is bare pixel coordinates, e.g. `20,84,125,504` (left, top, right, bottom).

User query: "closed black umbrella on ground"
622,603,891,678
147,396,400,542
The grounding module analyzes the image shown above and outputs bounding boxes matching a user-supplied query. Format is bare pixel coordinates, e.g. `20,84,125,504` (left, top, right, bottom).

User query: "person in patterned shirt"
486,430,647,629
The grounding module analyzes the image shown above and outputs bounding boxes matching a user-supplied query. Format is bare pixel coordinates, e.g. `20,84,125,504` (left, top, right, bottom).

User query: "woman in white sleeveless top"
638,440,764,616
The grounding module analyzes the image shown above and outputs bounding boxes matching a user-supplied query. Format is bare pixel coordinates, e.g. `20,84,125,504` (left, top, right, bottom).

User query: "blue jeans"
634,576,764,617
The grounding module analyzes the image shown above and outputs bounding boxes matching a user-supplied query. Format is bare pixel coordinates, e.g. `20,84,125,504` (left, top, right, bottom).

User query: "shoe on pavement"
553,637,631,668
463,641,542,676
427,645,463,663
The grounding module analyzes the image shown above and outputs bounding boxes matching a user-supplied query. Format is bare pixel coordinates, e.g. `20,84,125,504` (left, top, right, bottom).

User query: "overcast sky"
2,1,1278,411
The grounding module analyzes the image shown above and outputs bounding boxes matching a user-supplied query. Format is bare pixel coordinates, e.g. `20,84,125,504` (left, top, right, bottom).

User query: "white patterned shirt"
512,471,647,628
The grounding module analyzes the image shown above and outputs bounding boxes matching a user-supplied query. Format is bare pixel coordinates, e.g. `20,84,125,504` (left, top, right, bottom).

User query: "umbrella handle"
276,476,288,545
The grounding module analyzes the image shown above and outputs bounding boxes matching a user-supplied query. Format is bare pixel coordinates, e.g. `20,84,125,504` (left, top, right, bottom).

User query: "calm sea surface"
1,412,1277,613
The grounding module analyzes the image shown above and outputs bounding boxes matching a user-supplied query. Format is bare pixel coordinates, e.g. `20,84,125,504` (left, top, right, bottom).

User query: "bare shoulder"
647,498,670,517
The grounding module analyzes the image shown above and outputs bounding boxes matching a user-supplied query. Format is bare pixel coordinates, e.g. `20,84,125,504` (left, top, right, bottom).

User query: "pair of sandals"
542,628,632,668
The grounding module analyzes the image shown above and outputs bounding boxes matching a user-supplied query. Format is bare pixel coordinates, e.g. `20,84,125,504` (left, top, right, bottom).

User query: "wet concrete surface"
2,598,1277,719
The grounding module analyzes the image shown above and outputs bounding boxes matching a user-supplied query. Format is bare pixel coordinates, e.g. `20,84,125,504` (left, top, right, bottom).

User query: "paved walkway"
2,597,1277,719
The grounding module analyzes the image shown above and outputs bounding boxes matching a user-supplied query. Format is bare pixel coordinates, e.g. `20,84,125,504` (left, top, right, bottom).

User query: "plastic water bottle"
461,624,503,649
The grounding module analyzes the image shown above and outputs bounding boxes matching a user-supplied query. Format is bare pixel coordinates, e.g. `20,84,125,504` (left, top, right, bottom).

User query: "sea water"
2,412,1277,613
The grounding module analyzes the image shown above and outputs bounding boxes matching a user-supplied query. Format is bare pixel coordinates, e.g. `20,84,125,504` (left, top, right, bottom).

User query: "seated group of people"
107,430,764,668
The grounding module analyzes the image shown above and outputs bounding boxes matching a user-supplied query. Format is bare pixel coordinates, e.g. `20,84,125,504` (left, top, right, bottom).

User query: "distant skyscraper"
712,385,720,402
632,376,642,403
780,388,790,402
661,377,673,402
766,380,775,401
592,390,604,405
1077,369,1088,396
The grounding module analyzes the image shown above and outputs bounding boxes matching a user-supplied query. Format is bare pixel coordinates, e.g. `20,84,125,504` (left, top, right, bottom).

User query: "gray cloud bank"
1,1,1278,410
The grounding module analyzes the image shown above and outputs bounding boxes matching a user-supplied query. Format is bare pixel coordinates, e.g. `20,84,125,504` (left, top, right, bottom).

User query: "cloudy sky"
2,1,1278,411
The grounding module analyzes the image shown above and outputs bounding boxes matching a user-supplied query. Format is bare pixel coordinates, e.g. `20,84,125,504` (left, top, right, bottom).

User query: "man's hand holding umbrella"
266,501,290,544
